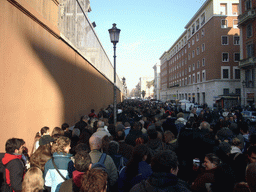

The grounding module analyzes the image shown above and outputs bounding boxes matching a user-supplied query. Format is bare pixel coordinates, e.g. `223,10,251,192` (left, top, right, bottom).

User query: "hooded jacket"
2,153,25,192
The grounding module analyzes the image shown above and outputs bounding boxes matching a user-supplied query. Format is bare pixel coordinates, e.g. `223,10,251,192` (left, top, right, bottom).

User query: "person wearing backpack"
89,135,118,187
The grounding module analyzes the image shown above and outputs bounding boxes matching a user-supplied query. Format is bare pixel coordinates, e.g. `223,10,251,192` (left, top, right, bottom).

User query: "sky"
88,0,206,90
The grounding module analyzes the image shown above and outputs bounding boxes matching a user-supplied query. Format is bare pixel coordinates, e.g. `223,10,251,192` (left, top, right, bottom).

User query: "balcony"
239,57,256,68
238,9,256,26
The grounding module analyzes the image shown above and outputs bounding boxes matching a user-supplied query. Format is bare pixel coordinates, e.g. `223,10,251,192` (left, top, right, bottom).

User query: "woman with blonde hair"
22,167,44,192
44,136,72,192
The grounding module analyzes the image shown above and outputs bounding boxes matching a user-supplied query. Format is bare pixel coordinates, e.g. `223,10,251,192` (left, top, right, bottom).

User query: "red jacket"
2,153,25,192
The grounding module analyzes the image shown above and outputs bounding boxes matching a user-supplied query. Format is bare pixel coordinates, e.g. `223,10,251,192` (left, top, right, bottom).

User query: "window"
192,50,195,58
233,20,238,28
235,88,241,95
196,33,199,41
193,74,195,83
202,70,206,81
222,36,228,45
222,66,230,79
232,4,239,15
188,41,191,48
223,88,229,95
196,19,200,30
246,0,252,10
189,75,191,84
188,53,191,60
197,72,200,83
197,61,200,68
234,36,239,45
193,63,195,71
185,48,187,54
201,28,205,37
185,69,187,75
192,24,195,35
185,58,187,64
202,58,205,66
189,65,191,72
201,13,205,26
185,78,187,85
247,44,254,58
188,29,191,38
220,3,227,15
221,20,228,28
234,53,240,62
202,43,205,52
234,68,240,79
222,53,229,62
192,38,195,45
197,47,200,55
247,24,253,38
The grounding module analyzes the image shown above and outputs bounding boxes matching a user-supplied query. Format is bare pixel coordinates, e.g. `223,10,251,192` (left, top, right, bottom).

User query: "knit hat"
39,135,55,146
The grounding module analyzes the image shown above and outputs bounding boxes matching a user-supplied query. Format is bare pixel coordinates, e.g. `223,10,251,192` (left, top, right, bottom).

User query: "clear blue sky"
88,0,206,90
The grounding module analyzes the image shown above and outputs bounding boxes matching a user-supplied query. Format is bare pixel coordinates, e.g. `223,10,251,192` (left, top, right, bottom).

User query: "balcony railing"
239,57,256,68
238,9,256,26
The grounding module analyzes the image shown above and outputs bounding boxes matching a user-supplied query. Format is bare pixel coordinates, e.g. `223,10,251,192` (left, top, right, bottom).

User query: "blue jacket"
44,152,73,192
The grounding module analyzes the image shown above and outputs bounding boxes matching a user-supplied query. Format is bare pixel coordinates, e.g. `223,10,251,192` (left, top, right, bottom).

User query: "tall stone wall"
0,0,121,152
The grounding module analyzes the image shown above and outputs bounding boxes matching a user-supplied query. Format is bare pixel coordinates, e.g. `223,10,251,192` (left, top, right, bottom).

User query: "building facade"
238,0,256,106
139,77,154,99
153,62,161,100
160,0,241,108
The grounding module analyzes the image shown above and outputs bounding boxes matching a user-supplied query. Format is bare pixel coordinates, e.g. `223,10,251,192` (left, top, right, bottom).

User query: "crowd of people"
1,100,256,192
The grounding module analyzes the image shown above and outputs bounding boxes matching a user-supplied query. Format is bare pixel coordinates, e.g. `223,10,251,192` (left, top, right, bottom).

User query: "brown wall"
0,0,121,153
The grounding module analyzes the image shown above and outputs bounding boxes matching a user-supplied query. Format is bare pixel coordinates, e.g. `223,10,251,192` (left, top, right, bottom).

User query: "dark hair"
74,151,91,172
5,138,23,154
151,150,179,173
30,144,52,172
108,141,119,155
247,145,256,157
249,133,256,146
61,123,69,131
40,126,49,135
116,130,125,141
133,121,142,131
147,128,158,140
125,144,150,179
205,153,221,166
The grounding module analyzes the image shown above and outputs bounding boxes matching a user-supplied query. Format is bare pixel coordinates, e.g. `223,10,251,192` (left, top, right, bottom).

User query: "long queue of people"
1,100,256,192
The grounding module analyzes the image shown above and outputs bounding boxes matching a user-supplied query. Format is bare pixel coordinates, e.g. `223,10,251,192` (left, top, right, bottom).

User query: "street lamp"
242,80,246,106
109,23,121,125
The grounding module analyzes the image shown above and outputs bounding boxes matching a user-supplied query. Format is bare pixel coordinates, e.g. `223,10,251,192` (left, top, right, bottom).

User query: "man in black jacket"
2,138,25,192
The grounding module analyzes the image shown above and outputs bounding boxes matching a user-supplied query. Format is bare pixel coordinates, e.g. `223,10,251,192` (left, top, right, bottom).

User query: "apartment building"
160,0,240,108
238,0,256,106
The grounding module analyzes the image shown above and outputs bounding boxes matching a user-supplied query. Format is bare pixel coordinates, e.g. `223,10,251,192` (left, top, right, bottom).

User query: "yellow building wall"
0,0,120,153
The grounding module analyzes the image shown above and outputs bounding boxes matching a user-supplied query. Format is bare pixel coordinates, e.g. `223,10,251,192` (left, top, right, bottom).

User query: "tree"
141,90,146,98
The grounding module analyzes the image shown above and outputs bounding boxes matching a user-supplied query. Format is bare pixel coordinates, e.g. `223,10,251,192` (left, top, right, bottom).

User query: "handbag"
52,157,67,181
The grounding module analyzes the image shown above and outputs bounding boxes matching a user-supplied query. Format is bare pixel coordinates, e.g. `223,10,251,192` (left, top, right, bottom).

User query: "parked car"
241,111,256,124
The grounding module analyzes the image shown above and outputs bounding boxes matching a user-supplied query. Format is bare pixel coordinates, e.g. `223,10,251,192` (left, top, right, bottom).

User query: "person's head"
131,144,149,162
116,130,125,141
249,133,256,146
81,169,108,192
52,136,71,154
90,109,95,113
51,127,64,137
61,123,69,131
151,150,179,175
232,137,242,148
204,153,221,170
40,126,50,135
124,122,130,127
74,151,91,172
177,112,184,119
133,121,142,131
199,121,210,131
246,162,256,192
108,141,119,155
89,135,102,150
147,128,158,140
5,138,24,154
22,167,44,192
30,144,52,172
164,131,175,143
97,121,104,128
248,145,256,163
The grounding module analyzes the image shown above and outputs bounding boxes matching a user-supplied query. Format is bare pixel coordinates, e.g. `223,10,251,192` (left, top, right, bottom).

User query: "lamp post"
109,23,121,125
242,80,246,107
122,77,126,99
